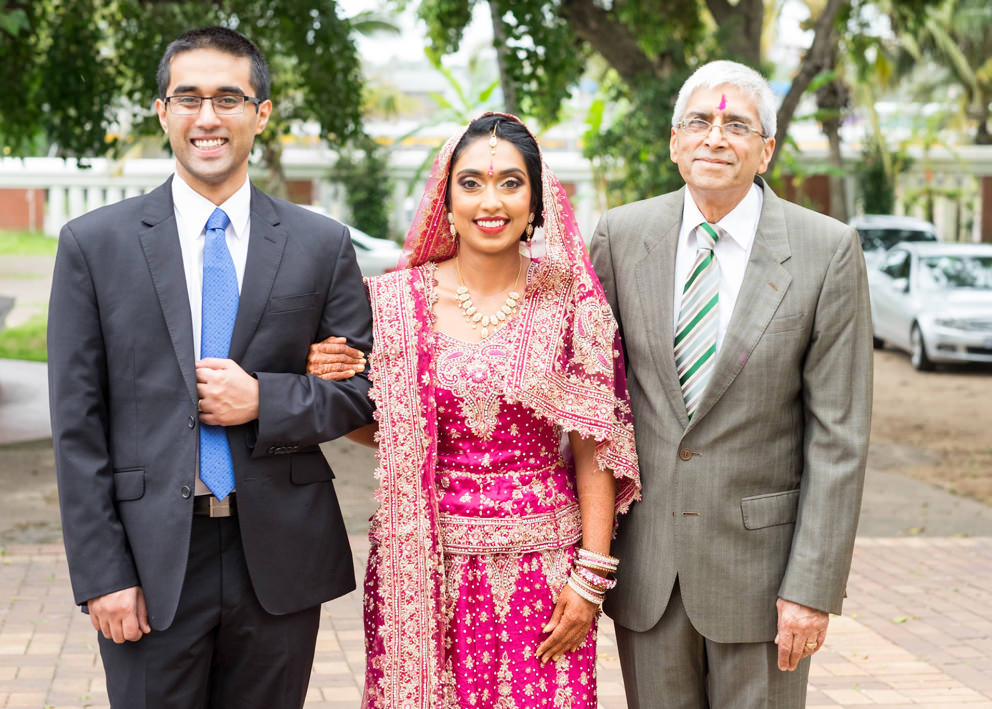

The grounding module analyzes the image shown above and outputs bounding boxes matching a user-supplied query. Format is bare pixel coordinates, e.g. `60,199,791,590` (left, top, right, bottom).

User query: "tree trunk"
976,100,992,145
489,2,522,116
261,141,287,200
825,120,847,221
560,0,667,81
705,0,763,67
767,0,846,175
816,42,849,221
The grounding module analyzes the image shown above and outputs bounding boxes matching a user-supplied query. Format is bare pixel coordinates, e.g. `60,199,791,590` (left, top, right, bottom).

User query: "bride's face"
448,136,532,258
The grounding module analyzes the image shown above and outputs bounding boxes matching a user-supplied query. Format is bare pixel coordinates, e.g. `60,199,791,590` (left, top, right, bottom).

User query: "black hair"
157,26,270,101
446,115,545,233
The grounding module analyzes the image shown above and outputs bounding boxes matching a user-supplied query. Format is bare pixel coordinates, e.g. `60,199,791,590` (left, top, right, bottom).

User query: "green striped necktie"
674,222,720,419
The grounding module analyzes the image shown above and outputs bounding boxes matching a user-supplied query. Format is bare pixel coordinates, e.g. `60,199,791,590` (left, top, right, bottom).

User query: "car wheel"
872,334,884,349
910,323,934,372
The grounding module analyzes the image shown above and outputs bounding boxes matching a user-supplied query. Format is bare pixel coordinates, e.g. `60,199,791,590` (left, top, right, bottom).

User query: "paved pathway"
3,361,992,706
2,535,991,708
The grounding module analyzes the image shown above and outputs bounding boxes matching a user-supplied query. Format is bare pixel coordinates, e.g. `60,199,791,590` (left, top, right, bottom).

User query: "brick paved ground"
2,536,991,708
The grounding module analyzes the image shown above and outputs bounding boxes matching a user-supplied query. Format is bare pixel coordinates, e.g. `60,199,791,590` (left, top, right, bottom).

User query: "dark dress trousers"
48,177,374,703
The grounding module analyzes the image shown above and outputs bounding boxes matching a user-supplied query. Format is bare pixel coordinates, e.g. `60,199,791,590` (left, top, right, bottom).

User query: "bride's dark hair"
446,115,545,233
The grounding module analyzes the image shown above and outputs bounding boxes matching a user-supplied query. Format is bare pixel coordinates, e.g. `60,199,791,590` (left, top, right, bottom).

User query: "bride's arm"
345,423,378,448
536,432,617,664
307,336,378,447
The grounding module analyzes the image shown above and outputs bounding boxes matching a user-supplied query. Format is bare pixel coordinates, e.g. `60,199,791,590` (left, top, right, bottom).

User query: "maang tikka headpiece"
487,121,499,177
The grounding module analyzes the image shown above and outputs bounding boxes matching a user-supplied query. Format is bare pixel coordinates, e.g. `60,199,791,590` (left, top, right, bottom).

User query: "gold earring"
525,212,534,241
447,212,456,237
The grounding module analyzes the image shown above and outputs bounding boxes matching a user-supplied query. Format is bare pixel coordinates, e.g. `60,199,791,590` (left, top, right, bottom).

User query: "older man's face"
670,84,775,210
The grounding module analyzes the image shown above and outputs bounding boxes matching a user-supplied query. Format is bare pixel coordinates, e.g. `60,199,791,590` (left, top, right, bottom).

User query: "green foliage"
487,0,585,125
330,136,394,239
0,230,58,256
0,314,47,362
583,73,688,205
1,0,365,159
854,141,901,214
420,0,474,62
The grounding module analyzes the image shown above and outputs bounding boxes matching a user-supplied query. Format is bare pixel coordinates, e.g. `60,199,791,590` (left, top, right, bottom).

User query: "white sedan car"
868,243,992,370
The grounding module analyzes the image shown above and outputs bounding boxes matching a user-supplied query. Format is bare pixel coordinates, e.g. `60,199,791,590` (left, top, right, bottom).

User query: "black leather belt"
193,494,236,518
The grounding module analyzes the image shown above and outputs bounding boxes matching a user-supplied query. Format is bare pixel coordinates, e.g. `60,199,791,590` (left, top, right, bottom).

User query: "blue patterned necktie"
674,222,721,419
199,207,238,500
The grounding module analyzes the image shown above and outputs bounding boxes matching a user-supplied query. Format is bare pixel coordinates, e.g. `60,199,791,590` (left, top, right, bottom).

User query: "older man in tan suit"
590,60,872,707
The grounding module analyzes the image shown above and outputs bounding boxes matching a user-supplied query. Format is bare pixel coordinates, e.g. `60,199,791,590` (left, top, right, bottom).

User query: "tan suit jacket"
591,177,872,642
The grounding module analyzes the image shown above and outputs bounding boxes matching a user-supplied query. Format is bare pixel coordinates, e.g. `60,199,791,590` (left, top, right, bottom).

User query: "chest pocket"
268,292,320,314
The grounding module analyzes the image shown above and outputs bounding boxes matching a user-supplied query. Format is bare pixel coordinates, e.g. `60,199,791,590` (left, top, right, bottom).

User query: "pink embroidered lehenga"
360,114,640,708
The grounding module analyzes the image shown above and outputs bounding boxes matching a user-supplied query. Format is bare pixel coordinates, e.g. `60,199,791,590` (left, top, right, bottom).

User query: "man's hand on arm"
775,598,829,671
196,358,259,425
88,586,150,644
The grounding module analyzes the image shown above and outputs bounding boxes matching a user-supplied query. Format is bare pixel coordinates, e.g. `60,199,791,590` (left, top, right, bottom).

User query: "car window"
918,255,992,290
858,228,937,251
881,249,910,279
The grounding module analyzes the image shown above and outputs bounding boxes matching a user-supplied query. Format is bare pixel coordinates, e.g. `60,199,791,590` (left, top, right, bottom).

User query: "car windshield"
918,255,992,290
860,228,936,251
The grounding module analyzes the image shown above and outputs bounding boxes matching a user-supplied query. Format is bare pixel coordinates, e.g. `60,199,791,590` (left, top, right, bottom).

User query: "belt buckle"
208,496,231,518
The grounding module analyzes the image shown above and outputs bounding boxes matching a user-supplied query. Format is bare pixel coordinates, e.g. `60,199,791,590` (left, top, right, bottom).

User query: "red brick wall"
782,175,830,216
0,189,45,232
286,180,314,205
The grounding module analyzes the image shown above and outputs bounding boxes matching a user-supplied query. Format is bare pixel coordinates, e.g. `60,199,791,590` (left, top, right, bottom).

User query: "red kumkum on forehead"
717,94,727,111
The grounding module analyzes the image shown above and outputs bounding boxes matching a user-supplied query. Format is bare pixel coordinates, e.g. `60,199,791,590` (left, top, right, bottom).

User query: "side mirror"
891,277,910,293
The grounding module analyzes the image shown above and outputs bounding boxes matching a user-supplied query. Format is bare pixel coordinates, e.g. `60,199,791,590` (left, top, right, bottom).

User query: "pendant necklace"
455,256,524,338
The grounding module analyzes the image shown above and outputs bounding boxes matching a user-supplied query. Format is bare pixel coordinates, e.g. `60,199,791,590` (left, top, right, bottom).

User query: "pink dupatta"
361,114,640,708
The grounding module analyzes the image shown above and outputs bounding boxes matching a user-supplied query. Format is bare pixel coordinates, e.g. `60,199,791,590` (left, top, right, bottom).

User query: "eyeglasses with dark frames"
165,95,263,116
676,118,768,140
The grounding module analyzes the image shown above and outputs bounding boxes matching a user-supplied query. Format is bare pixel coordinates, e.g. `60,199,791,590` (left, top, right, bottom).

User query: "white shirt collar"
171,172,252,242
681,181,763,250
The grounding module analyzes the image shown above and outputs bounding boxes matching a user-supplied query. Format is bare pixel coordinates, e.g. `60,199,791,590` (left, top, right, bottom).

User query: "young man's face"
155,48,272,203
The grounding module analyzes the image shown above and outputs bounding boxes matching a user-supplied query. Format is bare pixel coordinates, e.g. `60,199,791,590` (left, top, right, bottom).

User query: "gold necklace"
455,256,524,338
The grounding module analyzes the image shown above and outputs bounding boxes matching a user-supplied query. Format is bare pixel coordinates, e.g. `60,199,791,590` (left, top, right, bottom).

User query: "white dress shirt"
172,172,251,495
672,183,763,349
172,173,251,361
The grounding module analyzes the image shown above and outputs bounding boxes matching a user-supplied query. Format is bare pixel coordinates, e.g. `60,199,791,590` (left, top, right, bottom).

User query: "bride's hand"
306,336,366,380
535,584,597,664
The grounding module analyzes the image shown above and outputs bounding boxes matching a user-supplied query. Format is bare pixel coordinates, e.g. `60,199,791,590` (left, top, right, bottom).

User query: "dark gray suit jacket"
48,177,374,630
591,178,872,642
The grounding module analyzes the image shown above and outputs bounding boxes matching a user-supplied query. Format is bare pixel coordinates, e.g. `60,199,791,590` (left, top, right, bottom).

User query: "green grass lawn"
0,314,47,362
0,230,58,256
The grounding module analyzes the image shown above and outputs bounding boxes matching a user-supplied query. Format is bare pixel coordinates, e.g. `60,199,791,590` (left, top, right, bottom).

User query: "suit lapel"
636,189,690,429
228,186,287,362
688,179,792,427
137,178,198,405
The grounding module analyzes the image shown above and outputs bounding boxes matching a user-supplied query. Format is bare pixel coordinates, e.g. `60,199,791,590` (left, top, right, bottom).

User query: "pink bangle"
576,548,619,573
575,565,617,591
567,576,605,605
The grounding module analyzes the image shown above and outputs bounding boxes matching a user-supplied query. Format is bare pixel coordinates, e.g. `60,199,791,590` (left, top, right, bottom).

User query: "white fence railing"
1,143,989,242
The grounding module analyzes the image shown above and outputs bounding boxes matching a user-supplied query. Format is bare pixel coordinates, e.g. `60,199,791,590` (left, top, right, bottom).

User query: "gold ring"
805,642,817,650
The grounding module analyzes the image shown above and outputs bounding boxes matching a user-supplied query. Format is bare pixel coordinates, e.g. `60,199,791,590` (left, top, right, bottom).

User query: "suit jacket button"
180,485,192,499
187,415,196,429
679,448,693,461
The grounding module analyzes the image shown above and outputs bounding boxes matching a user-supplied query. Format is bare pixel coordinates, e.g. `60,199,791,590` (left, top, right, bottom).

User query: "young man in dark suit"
48,26,373,708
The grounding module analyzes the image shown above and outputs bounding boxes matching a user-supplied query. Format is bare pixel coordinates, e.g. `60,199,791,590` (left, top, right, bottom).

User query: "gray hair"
671,60,777,138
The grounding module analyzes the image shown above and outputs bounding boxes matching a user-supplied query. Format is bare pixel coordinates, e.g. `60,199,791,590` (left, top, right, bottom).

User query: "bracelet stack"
568,549,620,606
